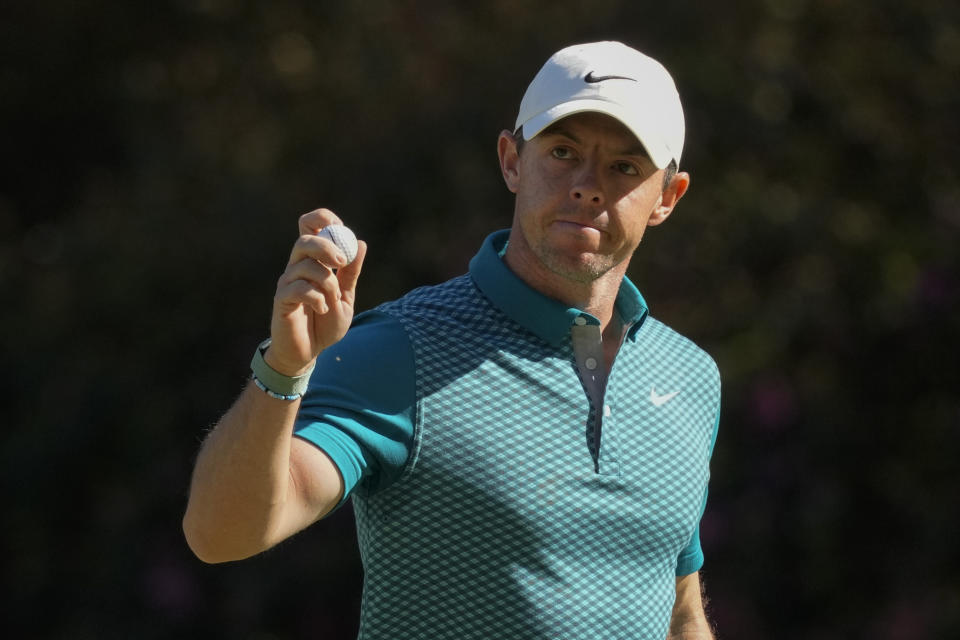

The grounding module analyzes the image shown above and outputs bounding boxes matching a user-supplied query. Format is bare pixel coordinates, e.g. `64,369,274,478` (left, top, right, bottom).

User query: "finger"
336,240,367,305
276,279,331,315
280,259,341,299
298,208,343,236
280,259,342,299
288,234,350,269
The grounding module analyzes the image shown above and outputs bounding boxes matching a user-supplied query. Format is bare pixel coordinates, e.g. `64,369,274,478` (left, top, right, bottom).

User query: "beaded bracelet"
251,375,303,401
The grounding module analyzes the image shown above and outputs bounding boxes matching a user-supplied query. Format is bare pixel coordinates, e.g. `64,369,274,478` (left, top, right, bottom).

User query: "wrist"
262,345,315,378
250,339,315,400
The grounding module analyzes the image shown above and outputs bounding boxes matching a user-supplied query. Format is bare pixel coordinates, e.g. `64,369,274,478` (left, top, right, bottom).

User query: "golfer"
185,41,721,640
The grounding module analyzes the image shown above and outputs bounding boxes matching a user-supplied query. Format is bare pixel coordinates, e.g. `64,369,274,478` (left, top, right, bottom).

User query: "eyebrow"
541,123,651,160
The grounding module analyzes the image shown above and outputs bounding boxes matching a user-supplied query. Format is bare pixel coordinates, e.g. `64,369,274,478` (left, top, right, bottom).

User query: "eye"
550,146,573,160
614,161,640,176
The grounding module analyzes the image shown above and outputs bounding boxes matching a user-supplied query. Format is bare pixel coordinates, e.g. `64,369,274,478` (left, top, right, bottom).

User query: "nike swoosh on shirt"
649,386,681,407
585,71,636,83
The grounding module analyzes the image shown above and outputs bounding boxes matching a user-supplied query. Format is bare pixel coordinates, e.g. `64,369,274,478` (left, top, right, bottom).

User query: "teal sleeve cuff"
294,310,416,509
675,522,704,576
675,408,721,576
293,427,368,509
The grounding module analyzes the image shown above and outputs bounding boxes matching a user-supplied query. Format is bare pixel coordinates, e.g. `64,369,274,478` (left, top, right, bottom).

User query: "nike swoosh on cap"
584,71,636,83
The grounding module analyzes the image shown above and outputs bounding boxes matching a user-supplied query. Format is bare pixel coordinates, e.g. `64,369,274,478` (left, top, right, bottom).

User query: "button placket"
570,319,620,476
596,380,622,476
570,322,604,406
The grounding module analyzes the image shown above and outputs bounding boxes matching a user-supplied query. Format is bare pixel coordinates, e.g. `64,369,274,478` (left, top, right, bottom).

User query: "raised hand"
266,208,367,376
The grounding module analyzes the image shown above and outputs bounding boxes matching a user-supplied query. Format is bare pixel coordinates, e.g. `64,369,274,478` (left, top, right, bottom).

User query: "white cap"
515,41,685,169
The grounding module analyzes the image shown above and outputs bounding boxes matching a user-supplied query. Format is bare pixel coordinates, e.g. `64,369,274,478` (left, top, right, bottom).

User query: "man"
184,41,721,639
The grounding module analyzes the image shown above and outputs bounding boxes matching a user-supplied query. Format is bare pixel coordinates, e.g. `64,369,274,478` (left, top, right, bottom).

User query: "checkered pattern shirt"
296,230,721,639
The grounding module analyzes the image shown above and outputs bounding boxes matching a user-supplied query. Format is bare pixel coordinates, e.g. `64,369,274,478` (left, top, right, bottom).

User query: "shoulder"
640,317,718,367
376,274,492,331
632,316,721,392
328,308,412,361
309,309,415,410
380,273,477,310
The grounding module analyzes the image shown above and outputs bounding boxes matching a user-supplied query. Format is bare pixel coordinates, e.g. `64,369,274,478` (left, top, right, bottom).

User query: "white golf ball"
317,224,358,265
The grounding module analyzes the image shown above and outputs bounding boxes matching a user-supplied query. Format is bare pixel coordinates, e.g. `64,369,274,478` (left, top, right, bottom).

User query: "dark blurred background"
2,0,958,638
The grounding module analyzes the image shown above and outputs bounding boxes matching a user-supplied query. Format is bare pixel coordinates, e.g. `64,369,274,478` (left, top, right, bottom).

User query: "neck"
503,237,628,336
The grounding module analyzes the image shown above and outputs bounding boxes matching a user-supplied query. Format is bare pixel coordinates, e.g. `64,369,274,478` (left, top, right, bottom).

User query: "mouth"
551,220,605,238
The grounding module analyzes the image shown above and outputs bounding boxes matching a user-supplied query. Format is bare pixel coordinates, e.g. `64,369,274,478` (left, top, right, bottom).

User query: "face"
498,112,688,287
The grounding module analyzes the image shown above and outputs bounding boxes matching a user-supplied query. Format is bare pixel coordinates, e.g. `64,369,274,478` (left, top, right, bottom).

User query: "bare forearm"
668,573,715,639
667,603,714,639
183,382,301,563
183,208,364,563
667,621,714,640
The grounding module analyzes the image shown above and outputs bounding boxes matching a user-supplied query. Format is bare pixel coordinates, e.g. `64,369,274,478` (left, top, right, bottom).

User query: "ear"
497,130,521,193
647,171,690,226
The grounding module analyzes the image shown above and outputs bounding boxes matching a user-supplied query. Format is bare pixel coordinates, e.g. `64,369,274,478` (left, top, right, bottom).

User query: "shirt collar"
469,229,649,346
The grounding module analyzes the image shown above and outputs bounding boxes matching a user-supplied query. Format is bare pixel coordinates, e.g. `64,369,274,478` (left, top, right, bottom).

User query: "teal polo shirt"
295,229,721,639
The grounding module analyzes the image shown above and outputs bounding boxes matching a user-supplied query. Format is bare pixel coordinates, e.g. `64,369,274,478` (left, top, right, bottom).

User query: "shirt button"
574,316,587,326
585,357,598,370
604,405,612,417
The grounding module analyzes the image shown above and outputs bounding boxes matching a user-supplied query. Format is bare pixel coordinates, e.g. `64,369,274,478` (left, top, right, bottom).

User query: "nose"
570,163,603,205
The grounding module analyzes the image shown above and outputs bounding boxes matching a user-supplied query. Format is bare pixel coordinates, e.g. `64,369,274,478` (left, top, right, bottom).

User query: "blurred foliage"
1,0,958,638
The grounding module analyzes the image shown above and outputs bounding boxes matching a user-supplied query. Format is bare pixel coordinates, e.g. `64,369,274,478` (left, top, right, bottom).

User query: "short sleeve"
675,408,721,576
294,310,416,509
675,504,706,576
